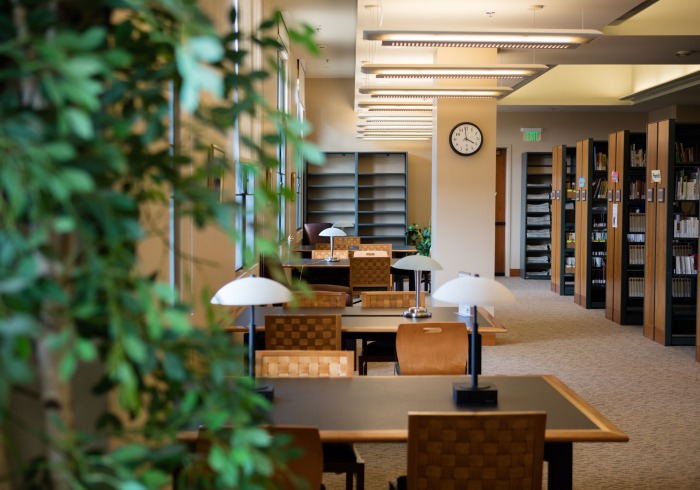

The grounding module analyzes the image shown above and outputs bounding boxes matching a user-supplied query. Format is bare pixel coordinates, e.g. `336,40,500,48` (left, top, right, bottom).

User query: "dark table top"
180,375,628,445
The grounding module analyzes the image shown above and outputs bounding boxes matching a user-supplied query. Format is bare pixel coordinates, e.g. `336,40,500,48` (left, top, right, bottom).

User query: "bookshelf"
574,138,608,309
551,145,576,295
606,130,646,325
645,120,699,353
305,152,408,246
521,152,553,280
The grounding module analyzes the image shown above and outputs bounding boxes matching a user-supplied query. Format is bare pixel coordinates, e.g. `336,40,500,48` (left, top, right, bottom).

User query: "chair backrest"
194,425,323,490
361,291,425,308
349,256,392,294
315,243,331,250
285,291,346,308
358,243,393,255
311,249,350,260
309,284,353,307
395,322,469,375
351,250,387,257
255,350,354,377
406,411,546,490
303,222,332,245
264,314,342,350
334,236,361,249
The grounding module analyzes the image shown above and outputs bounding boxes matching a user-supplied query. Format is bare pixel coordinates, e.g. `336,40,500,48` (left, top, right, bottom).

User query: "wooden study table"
179,375,628,489
226,306,507,346
293,244,416,257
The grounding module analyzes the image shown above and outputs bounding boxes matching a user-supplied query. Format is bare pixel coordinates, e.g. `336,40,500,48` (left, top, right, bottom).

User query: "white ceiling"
272,0,700,112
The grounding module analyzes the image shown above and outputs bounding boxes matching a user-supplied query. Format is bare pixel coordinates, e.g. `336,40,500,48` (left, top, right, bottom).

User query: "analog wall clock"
449,122,483,156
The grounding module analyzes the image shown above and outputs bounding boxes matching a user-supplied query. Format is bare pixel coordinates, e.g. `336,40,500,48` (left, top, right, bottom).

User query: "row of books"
674,254,697,275
629,244,645,265
591,256,605,268
527,229,550,238
672,277,694,298
527,256,549,264
527,202,550,212
591,268,606,285
591,178,608,199
628,277,645,298
593,147,607,171
630,144,646,168
627,233,645,243
527,215,551,225
527,192,550,200
675,169,699,200
526,244,550,251
629,213,646,233
673,215,699,238
629,179,646,199
675,142,698,163
592,231,607,242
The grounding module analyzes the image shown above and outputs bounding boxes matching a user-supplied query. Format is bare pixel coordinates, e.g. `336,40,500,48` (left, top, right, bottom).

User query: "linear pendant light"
361,63,549,79
357,101,433,111
359,85,512,98
363,28,601,49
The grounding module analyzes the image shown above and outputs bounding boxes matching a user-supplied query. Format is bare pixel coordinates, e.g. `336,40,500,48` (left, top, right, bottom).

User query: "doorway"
494,148,507,276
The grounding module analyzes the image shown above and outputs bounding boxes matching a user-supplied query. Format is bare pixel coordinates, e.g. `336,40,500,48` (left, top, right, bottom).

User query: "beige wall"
304,78,433,228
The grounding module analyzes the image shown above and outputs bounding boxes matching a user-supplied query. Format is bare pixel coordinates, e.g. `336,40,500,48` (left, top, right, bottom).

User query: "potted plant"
406,224,431,256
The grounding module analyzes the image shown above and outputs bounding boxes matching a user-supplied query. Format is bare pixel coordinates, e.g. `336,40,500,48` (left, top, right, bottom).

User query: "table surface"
179,375,628,445
226,306,506,335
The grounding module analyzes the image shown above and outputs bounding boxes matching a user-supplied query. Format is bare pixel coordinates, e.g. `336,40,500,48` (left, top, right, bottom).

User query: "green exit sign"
521,127,542,142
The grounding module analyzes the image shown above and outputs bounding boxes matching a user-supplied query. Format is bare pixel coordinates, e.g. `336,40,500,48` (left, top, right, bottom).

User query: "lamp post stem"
414,270,421,308
330,236,335,260
471,305,478,389
249,304,256,379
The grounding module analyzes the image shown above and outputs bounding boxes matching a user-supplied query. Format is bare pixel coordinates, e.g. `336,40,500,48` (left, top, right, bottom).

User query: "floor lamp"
319,226,346,262
432,274,516,405
392,254,442,318
211,276,292,398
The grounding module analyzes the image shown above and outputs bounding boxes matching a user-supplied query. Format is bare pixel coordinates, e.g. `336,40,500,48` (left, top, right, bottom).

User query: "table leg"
544,441,573,490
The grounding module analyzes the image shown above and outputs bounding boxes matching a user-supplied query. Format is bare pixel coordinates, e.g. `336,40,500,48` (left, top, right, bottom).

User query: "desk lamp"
432,274,515,405
332,221,355,230
392,254,442,318
319,226,346,262
211,276,292,397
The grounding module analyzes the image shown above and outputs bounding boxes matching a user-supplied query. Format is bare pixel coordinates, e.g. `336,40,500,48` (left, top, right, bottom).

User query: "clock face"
449,122,483,156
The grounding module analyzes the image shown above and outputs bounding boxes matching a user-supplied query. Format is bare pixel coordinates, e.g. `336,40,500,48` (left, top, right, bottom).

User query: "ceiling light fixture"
357,101,433,112
359,85,512,99
361,63,549,79
363,28,601,49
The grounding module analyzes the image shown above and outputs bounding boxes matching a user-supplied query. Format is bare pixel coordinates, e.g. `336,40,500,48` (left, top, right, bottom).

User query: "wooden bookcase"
574,138,608,309
551,145,576,295
605,130,647,325
645,120,699,352
305,152,408,246
521,152,553,280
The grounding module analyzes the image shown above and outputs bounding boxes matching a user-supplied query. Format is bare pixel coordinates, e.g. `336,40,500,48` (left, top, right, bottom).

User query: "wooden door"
495,149,506,276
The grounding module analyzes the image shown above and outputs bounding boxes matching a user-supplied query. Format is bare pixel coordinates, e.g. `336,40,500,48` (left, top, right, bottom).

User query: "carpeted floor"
323,276,700,489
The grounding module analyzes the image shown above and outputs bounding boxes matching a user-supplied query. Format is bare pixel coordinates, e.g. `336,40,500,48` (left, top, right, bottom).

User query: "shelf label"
611,170,619,183
612,203,618,228
578,176,585,188
651,169,661,183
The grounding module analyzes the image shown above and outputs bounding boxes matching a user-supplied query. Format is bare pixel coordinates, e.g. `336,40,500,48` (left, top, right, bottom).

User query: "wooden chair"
303,222,332,246
191,425,324,490
395,322,469,375
334,236,361,249
264,314,342,351
284,291,346,308
255,350,354,377
358,243,392,255
256,350,365,490
356,291,425,375
311,249,350,260
390,411,546,490
349,256,392,296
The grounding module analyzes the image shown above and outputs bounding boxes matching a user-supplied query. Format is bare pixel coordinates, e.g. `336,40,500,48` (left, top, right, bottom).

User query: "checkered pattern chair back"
349,256,392,295
311,249,350,260
285,291,346,308
264,314,342,350
361,291,425,308
255,350,353,377
358,243,393,255
406,411,546,490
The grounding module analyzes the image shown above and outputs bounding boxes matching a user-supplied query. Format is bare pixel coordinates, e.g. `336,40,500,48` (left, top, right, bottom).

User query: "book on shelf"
593,147,607,171
628,277,644,298
630,144,646,168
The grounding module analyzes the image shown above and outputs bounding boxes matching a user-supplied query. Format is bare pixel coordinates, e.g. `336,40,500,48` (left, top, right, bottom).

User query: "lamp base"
402,306,432,318
255,382,275,402
325,257,340,262
453,383,497,405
